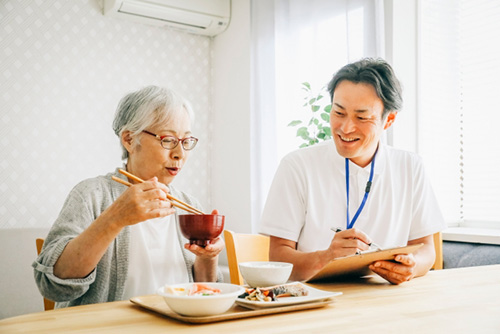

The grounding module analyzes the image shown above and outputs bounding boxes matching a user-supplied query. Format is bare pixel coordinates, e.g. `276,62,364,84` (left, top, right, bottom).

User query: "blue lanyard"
345,150,377,230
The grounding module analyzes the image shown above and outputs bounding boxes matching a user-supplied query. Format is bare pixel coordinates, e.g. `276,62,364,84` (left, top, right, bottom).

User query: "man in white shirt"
259,58,446,284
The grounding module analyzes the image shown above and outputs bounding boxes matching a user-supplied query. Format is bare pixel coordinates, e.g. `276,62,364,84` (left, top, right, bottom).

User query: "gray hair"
112,85,194,160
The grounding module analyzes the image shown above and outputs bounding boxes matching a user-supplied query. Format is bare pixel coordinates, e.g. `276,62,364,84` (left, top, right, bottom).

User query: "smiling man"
259,58,446,284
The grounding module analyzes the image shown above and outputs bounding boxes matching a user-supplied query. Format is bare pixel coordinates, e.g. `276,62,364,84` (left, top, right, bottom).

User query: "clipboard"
306,243,424,282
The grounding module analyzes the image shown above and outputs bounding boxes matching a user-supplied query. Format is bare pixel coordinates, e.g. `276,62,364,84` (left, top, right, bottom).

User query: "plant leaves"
296,127,310,140
293,83,333,148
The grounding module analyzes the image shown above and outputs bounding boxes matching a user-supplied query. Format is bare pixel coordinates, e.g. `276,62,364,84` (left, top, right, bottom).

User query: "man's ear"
121,131,134,153
384,112,397,130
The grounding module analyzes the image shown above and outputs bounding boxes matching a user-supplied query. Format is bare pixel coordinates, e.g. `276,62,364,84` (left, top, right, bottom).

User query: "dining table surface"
2,264,499,333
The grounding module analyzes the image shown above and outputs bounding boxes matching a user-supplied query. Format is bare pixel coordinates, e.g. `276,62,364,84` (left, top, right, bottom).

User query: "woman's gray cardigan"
32,168,222,308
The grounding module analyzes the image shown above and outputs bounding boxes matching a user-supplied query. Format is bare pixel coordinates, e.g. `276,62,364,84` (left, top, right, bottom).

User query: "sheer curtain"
419,0,500,227
250,0,385,230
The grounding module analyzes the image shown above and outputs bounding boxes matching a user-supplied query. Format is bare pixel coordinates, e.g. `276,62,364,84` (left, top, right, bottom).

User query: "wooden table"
2,265,499,333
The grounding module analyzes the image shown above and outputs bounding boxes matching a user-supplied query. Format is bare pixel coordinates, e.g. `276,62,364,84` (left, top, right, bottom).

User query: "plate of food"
157,282,245,317
235,282,342,309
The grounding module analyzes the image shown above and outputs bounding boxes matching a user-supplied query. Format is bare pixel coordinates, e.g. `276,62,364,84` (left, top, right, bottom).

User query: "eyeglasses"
142,130,198,151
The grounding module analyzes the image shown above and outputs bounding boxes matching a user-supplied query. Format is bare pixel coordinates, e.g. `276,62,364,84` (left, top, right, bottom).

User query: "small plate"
235,282,342,309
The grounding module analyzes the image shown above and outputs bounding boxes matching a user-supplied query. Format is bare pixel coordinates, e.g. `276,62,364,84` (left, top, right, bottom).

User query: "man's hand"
325,228,373,259
369,253,416,285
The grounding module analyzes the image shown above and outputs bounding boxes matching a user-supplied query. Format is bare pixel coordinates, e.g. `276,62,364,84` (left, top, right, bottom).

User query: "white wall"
0,0,216,319
0,228,49,318
212,0,252,244
0,0,214,231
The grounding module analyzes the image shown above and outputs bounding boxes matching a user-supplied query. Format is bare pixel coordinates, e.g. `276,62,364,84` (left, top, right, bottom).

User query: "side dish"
165,283,221,296
238,282,308,302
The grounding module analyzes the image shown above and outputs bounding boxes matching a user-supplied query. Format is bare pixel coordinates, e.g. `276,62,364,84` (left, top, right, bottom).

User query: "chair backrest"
431,232,443,270
224,230,270,285
224,230,443,283
35,238,55,311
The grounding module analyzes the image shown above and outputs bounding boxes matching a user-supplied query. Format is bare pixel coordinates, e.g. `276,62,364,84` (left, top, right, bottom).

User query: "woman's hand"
184,209,224,258
106,177,175,228
188,209,225,281
184,236,225,258
189,236,224,282
53,177,174,279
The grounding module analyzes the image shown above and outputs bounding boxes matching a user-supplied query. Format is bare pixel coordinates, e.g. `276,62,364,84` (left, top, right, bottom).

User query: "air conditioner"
103,0,230,36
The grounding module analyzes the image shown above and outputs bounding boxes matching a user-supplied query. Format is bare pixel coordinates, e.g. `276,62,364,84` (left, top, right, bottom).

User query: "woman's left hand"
185,209,225,281
189,236,224,282
184,209,225,259
184,236,225,259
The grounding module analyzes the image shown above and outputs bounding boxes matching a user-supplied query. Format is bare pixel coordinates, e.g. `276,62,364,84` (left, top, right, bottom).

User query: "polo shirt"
259,140,446,252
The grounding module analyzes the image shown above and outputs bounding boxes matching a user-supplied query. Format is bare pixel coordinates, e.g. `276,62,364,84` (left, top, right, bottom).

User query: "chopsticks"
111,169,205,215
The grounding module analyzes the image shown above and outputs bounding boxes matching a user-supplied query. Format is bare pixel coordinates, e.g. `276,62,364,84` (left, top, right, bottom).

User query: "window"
418,0,500,228
251,0,384,229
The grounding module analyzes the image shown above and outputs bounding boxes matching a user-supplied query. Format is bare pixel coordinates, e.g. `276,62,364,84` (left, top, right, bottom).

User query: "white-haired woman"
33,86,224,308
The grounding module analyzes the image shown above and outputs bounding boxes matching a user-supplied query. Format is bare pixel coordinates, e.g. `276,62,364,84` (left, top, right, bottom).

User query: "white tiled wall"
0,0,213,229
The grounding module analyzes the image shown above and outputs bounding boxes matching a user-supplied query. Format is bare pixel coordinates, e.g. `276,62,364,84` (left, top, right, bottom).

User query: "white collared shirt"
259,140,446,252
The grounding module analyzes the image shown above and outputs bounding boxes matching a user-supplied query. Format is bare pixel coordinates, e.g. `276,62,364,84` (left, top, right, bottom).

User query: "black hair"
327,58,403,118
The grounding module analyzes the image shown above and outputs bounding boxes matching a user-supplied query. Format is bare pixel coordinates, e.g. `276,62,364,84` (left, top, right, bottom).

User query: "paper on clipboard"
306,243,424,282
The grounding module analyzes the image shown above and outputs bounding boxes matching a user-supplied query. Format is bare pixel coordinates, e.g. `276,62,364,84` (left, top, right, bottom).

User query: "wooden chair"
224,229,444,284
35,238,55,311
224,230,270,285
431,232,443,270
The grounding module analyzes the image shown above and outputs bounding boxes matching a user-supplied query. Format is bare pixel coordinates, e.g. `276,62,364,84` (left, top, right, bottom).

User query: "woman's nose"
170,144,185,160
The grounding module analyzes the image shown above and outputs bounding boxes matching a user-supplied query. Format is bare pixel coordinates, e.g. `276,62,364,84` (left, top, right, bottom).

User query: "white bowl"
157,282,245,317
238,261,293,288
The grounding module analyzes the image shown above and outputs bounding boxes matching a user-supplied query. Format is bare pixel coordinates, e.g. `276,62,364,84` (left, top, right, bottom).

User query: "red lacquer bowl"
178,214,225,247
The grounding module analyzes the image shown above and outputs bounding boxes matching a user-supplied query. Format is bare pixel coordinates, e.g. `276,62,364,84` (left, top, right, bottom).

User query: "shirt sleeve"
32,184,97,302
409,156,447,240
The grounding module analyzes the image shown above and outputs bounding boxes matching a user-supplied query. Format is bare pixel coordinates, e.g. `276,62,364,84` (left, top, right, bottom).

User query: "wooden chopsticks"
111,169,205,215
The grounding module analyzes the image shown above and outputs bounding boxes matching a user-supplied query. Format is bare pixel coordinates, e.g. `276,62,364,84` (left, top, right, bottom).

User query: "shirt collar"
330,141,387,176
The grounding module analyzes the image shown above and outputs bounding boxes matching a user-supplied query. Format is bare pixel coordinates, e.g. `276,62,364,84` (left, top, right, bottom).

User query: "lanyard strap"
345,151,377,230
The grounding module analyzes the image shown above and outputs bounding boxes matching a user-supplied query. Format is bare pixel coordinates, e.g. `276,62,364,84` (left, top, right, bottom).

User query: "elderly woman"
33,86,224,308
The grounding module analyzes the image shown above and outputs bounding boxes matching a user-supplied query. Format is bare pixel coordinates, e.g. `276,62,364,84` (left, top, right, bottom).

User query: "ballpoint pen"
330,227,382,250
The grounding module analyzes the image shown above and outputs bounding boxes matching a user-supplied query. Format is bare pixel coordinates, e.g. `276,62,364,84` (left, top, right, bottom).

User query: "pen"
330,227,382,250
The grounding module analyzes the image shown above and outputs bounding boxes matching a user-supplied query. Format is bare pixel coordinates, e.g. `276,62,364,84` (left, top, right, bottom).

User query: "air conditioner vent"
103,0,230,36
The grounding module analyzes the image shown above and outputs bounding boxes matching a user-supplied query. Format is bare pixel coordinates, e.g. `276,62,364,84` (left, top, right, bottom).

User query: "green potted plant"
288,82,332,148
